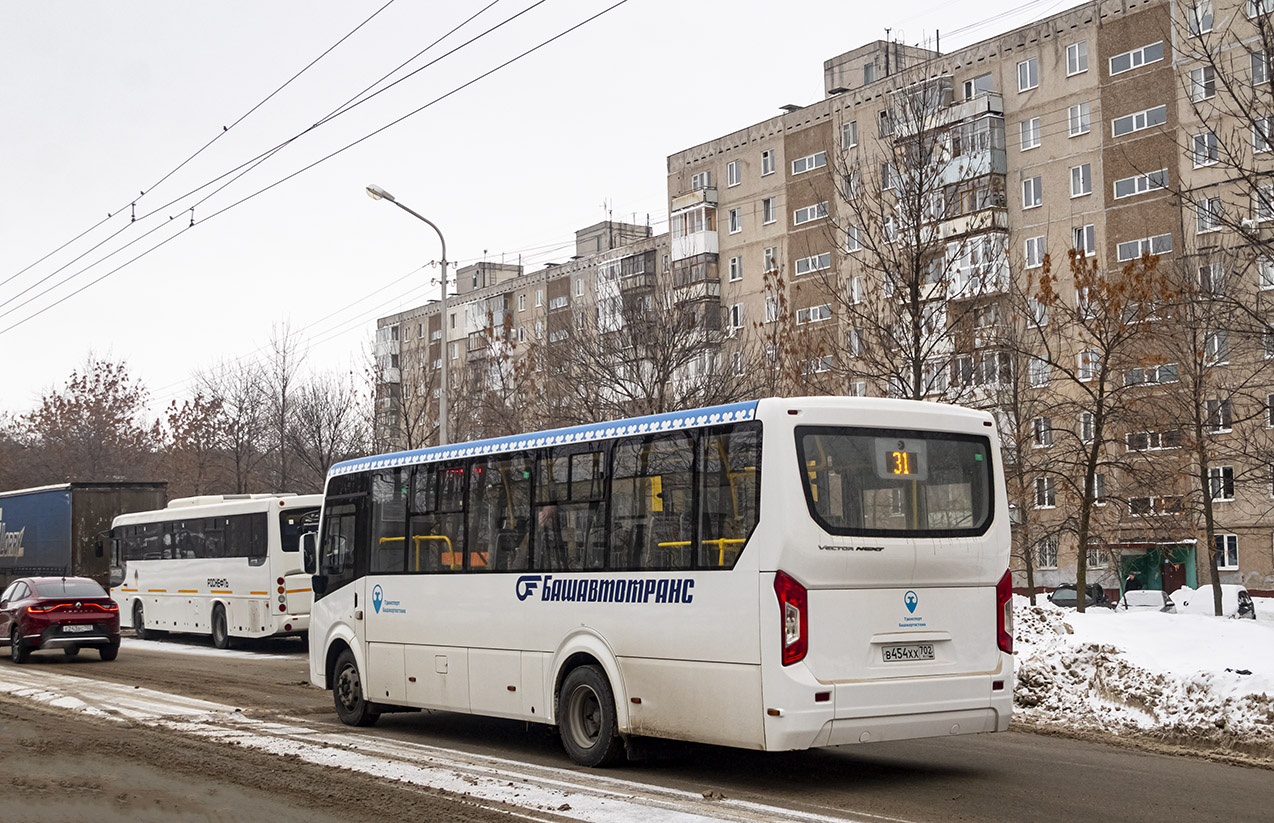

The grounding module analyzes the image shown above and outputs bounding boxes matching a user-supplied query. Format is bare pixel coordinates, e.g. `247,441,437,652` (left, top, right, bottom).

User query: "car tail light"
774,570,808,666
996,569,1014,655
27,604,61,613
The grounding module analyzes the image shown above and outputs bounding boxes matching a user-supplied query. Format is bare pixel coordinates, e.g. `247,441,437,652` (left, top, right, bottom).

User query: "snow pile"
1012,595,1274,752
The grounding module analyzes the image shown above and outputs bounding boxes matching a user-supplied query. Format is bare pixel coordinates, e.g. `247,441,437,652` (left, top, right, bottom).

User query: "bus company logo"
371,584,406,615
904,590,919,613
372,585,383,614
515,574,695,604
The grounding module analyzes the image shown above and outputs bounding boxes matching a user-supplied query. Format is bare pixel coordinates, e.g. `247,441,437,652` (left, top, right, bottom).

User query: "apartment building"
664,0,1274,596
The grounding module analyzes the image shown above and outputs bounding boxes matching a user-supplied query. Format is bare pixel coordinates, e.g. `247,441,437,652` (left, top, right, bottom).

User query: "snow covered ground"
1013,595,1274,754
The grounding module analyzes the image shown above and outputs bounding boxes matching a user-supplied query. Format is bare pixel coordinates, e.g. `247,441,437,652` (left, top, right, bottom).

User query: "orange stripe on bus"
147,589,167,593
177,590,198,593
250,591,268,595
285,588,311,594
118,588,137,592
210,589,232,594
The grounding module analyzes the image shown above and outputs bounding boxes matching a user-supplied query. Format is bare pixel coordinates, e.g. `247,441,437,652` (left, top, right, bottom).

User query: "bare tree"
288,371,370,491
160,392,226,497
264,322,307,492
816,77,1010,401
198,360,270,494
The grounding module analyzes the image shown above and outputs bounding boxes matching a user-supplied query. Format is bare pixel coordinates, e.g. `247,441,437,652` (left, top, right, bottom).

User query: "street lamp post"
366,184,450,447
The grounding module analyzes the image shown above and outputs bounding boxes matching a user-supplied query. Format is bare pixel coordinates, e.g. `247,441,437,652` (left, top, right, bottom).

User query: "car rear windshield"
796,426,993,537
32,579,107,598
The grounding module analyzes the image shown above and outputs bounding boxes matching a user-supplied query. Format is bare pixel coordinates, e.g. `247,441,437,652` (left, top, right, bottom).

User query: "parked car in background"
0,577,121,662
1118,589,1176,613
1170,584,1257,619
1048,583,1112,609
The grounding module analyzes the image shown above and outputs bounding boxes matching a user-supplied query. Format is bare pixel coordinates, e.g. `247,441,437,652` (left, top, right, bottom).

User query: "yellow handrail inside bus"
379,534,455,571
702,537,746,565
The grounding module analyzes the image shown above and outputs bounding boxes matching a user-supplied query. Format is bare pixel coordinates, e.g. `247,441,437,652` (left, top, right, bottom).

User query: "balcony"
619,272,657,292
674,279,721,304
671,188,718,262
940,207,1008,240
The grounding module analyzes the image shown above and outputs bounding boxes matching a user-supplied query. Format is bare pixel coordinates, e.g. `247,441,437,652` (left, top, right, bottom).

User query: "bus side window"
407,462,466,572
468,453,532,573
318,473,369,596
611,432,695,571
371,468,408,573
698,422,761,569
534,445,607,572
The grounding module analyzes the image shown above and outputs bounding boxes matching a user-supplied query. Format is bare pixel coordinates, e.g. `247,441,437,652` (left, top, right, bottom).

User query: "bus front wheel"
332,649,379,727
557,665,624,767
132,602,151,641
211,604,231,650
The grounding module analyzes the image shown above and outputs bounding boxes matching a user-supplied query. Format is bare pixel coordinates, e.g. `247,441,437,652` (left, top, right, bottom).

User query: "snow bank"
1012,595,1274,751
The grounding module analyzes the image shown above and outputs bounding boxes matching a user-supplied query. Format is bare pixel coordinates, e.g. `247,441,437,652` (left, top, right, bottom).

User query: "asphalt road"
2,633,1271,823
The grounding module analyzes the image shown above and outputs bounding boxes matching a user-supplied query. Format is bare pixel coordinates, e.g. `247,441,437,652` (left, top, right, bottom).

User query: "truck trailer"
0,483,167,588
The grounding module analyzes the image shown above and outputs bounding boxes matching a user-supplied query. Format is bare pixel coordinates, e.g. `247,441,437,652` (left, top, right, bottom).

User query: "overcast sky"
0,0,1064,418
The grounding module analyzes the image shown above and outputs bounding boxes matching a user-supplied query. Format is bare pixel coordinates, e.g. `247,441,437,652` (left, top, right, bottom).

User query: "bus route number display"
874,438,928,481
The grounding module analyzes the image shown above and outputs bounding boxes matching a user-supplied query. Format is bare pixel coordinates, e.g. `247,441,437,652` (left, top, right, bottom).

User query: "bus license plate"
882,643,934,662
62,625,93,633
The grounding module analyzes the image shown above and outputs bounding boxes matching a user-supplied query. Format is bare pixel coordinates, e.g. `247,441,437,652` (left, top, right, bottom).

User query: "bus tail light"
774,571,808,666
996,569,1014,655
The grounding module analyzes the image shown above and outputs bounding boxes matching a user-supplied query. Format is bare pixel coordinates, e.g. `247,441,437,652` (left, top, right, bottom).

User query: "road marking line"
0,668,917,823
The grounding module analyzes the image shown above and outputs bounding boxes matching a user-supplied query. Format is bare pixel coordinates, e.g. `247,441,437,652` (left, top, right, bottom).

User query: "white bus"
111,494,321,648
306,397,1013,765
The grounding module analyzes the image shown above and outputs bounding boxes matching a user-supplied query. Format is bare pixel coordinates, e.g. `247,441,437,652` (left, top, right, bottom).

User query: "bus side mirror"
302,532,317,575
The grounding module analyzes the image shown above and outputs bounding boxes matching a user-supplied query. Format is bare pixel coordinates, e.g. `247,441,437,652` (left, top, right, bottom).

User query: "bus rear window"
796,427,993,537
280,507,321,553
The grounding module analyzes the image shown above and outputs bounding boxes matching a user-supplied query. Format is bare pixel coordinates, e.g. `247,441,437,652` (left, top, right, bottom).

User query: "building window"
1260,258,1274,290
1034,476,1055,508
733,351,744,377
1114,168,1168,199
1068,102,1091,137
1209,466,1235,500
794,252,832,276
793,202,829,226
1025,235,1046,268
1080,411,1095,443
1021,117,1041,150
764,296,779,324
1249,0,1274,18
1205,330,1230,365
850,381,868,397
1018,57,1039,91
535,289,543,307
1207,398,1234,432
518,294,526,312
1255,184,1274,222
690,170,711,190
791,151,827,175
1091,473,1107,505
1254,117,1272,152
1112,105,1167,138
1197,197,1223,234
1190,66,1216,102
729,256,742,282
727,160,741,187
763,247,778,272
576,279,585,296
842,120,858,148
1023,176,1043,209
1066,41,1089,75
1116,234,1173,262
846,225,862,252
761,150,775,176
1125,363,1178,385
762,197,777,225
1214,534,1239,570
1189,1,1214,35
728,208,741,234
1036,535,1059,569
1078,349,1100,381
1193,131,1219,166
1071,224,1095,257
1071,163,1092,197
1028,357,1050,387
1109,41,1164,75
1033,417,1054,447
795,304,834,324
864,62,875,84
1253,50,1270,85
848,275,863,304
730,303,744,331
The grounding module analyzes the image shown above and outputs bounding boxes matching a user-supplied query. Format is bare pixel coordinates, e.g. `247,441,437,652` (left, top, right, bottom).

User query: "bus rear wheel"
557,665,624,767
332,649,379,727
211,604,231,650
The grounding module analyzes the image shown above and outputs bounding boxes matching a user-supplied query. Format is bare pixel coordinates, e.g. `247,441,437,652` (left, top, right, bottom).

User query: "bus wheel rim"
337,665,362,710
567,685,601,748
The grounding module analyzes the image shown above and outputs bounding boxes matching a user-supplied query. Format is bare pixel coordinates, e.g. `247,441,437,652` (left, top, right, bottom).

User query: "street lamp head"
365,184,395,202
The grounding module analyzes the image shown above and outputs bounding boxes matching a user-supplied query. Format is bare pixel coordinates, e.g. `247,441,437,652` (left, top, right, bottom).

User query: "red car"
0,577,121,662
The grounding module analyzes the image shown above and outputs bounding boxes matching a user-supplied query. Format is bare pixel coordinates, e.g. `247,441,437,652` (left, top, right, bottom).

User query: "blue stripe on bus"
327,400,760,478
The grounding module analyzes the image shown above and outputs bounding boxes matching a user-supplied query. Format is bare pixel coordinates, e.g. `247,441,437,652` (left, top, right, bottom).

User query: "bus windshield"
279,507,321,553
796,426,992,537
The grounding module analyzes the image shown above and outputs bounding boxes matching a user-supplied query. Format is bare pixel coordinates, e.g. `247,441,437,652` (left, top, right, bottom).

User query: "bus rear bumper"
763,670,1014,751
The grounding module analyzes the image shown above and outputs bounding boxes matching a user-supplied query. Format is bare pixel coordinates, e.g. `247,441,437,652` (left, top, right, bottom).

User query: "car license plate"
882,643,934,662
62,624,93,633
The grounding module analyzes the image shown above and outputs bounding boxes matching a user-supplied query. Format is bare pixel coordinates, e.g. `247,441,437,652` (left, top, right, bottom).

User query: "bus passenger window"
698,422,761,569
371,469,408,573
468,453,532,572
611,431,695,570
407,462,466,572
